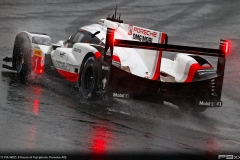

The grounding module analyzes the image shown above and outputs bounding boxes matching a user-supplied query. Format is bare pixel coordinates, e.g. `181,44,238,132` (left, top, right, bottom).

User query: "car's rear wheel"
80,57,97,98
12,33,32,83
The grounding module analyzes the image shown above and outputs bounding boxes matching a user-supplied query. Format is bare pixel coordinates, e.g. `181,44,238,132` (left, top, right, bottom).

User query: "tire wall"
12,32,32,79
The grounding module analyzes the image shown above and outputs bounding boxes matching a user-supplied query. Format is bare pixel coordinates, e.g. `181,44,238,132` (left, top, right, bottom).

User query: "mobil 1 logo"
113,93,129,98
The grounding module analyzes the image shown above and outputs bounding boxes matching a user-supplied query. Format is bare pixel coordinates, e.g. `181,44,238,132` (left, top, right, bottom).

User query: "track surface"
0,0,240,156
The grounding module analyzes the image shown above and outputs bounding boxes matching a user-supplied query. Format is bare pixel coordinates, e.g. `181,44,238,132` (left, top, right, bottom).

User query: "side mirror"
91,31,100,38
90,31,101,43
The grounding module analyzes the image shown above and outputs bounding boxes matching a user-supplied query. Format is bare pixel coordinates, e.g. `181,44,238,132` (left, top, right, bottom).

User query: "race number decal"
32,49,44,74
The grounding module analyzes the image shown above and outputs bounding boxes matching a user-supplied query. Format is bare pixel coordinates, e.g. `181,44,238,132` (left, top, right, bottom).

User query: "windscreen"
32,36,51,46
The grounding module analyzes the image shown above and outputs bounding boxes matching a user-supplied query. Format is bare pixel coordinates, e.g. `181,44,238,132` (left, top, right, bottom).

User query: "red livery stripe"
184,64,211,82
151,32,166,80
56,69,79,82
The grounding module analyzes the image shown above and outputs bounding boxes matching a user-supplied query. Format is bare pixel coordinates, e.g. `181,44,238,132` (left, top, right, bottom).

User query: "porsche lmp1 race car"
2,13,229,112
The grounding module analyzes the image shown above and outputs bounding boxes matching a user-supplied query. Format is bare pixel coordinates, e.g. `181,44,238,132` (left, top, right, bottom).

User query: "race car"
2,13,229,112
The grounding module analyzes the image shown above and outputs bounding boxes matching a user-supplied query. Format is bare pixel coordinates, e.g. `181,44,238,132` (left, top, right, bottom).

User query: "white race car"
2,13,229,112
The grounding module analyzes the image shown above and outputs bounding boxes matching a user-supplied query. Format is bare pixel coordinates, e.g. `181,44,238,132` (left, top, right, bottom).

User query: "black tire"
12,33,32,83
80,57,97,98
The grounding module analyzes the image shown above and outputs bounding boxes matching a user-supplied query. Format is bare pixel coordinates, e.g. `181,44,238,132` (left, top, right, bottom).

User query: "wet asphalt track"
0,0,240,158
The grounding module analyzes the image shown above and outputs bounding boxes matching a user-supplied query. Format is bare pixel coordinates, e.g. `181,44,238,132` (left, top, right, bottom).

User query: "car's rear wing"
99,28,229,101
103,28,229,77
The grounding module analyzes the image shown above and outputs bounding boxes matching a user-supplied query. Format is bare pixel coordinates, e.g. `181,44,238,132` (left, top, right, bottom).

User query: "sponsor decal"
128,24,133,35
73,48,81,53
199,101,222,107
55,60,78,72
197,69,215,75
133,33,153,43
102,65,110,71
59,52,66,58
33,49,42,57
55,61,70,71
113,93,129,98
133,27,157,37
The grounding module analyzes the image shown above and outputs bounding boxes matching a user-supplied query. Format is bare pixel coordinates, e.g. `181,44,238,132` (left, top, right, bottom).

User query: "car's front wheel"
80,57,97,99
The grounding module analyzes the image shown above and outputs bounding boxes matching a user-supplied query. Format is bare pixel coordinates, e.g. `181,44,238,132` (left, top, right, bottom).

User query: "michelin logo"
113,93,129,98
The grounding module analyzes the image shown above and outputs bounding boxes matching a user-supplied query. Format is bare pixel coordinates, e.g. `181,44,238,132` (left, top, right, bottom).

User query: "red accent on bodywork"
56,69,79,82
112,55,120,62
94,51,102,60
95,51,120,63
184,64,212,82
151,32,166,80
